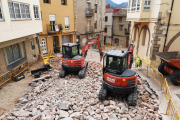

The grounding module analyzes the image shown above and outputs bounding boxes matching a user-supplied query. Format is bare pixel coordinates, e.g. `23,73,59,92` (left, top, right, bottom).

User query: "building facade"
127,0,180,67
113,9,130,48
0,0,42,75
38,0,76,54
75,0,106,48
104,4,113,45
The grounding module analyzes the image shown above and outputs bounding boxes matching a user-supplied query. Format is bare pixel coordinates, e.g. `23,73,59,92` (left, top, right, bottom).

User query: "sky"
111,0,128,4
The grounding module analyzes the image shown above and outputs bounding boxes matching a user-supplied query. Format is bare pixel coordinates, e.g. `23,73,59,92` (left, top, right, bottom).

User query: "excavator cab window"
106,56,121,71
122,55,128,72
72,46,78,56
62,45,80,58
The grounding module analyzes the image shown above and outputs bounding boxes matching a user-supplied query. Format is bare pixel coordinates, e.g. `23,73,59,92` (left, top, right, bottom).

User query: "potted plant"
54,46,61,53
59,24,63,32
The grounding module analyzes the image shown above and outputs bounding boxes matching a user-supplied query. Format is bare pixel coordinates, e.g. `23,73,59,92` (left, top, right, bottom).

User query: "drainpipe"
163,0,174,52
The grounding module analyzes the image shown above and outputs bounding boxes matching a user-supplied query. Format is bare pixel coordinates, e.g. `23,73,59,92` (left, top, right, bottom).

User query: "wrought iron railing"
85,8,94,17
47,24,63,33
86,26,94,33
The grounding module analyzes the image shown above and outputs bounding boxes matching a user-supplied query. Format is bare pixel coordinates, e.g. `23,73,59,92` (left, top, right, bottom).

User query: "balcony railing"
86,8,94,17
131,7,136,12
86,26,94,33
47,24,63,34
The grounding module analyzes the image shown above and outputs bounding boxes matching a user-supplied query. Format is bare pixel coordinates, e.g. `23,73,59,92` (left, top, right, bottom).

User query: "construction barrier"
166,99,180,120
139,60,164,90
0,71,11,87
164,78,172,101
12,61,29,79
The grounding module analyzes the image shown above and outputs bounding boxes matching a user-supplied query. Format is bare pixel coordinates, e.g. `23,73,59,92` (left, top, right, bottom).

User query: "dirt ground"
0,61,43,113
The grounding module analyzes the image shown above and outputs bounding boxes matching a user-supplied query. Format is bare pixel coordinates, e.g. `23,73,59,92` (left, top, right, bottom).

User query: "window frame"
105,16,108,22
8,1,31,20
143,0,151,11
64,16,69,29
0,1,4,21
43,0,51,4
119,25,123,30
33,6,39,19
61,0,67,5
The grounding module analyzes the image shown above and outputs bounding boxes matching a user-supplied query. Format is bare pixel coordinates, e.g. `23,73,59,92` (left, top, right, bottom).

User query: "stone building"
0,0,42,75
104,4,113,45
75,0,106,47
112,9,130,48
127,0,180,67
38,0,76,54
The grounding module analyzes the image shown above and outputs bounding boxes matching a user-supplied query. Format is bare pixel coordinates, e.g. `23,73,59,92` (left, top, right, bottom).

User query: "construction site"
0,41,179,120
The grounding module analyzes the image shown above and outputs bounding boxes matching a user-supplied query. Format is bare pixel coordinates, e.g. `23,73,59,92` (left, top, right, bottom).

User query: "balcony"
85,8,94,17
86,26,94,33
47,24,63,34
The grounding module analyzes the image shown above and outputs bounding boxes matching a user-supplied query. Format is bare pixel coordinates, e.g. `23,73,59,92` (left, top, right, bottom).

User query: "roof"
113,9,127,16
107,50,129,58
63,43,78,47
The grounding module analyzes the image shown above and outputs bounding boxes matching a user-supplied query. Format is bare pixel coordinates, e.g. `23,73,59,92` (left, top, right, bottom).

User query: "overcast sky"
111,0,128,4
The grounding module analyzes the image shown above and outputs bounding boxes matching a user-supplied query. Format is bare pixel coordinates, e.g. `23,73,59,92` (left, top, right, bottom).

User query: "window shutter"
65,17,69,29
49,15,56,21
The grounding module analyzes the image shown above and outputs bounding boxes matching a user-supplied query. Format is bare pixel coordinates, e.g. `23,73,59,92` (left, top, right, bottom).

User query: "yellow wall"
39,0,76,53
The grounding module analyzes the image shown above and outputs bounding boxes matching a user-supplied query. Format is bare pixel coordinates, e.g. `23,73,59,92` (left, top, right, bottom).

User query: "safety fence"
12,61,29,79
0,71,11,87
101,45,124,51
136,59,180,120
139,60,164,90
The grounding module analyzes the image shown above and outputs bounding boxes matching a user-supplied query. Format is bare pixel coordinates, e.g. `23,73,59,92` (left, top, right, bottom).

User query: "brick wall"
0,48,8,75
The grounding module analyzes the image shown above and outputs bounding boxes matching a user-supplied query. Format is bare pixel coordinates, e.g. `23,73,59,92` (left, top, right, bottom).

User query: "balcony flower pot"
54,46,61,53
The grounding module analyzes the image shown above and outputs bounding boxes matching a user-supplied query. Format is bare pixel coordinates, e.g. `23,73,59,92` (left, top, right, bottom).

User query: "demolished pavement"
0,54,162,120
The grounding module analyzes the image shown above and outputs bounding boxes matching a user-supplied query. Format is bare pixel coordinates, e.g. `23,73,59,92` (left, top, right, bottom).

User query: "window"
115,38,119,45
122,55,128,72
0,2,3,20
72,46,78,56
144,0,151,10
106,56,121,71
62,0,67,5
65,17,69,29
119,17,122,23
137,0,140,11
142,28,147,45
119,25,123,30
43,0,50,4
5,42,26,64
105,16,108,22
49,15,56,31
131,0,136,11
34,6,39,19
8,2,30,20
94,21,97,29
94,4,97,13
104,27,107,32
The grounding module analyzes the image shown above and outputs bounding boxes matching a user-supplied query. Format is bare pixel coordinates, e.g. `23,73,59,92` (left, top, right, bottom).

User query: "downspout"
163,0,174,52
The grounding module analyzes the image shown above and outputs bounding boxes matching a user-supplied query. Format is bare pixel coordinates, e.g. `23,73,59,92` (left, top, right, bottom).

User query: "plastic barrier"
0,71,11,87
164,78,172,101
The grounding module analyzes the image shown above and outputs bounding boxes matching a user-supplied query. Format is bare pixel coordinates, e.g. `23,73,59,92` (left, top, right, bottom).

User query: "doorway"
41,38,47,54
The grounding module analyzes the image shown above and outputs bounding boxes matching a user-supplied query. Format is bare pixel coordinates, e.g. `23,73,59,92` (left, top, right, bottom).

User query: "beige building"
0,0,42,75
127,0,180,67
113,9,130,48
75,0,106,47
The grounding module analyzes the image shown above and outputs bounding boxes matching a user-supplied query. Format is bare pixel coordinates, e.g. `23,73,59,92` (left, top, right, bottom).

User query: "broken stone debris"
0,55,162,120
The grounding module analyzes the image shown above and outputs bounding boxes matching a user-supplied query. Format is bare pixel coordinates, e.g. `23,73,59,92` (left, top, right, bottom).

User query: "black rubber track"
158,63,168,75
59,69,66,78
127,87,137,106
98,86,107,101
78,63,88,79
170,70,180,86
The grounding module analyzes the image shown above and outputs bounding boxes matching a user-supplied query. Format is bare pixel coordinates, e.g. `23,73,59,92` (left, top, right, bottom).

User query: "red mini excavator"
98,42,138,106
59,37,103,79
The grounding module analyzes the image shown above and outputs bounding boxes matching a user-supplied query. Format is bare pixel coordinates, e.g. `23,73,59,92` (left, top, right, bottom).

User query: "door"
49,15,56,31
62,35,71,45
41,38,47,54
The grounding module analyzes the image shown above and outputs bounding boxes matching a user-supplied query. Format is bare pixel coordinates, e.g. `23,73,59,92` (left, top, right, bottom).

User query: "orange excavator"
59,37,103,78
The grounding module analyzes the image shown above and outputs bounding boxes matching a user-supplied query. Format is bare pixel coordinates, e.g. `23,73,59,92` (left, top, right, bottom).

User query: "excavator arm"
128,41,134,69
81,36,103,61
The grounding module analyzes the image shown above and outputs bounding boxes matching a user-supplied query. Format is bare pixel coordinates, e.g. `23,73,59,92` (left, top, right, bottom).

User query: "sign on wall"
161,26,168,30
157,34,166,37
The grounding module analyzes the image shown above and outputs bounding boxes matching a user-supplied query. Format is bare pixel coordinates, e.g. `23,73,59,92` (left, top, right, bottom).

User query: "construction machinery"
98,43,138,106
59,37,103,79
156,51,180,85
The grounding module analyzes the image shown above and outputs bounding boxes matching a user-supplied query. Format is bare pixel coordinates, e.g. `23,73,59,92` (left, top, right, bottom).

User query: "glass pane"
145,1,147,5
107,56,120,70
12,44,21,61
25,5,30,18
6,46,14,64
20,4,26,18
72,46,78,56
14,3,21,18
8,2,15,19
148,1,151,5
122,55,128,72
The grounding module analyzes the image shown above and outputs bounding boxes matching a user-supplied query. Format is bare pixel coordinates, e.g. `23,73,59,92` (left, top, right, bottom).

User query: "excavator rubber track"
78,62,88,79
59,69,66,78
127,87,138,106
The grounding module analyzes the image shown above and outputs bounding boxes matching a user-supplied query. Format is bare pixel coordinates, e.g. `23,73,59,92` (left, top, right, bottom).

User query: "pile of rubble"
0,60,162,120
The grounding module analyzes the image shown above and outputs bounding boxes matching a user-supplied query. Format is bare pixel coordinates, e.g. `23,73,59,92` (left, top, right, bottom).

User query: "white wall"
0,0,42,43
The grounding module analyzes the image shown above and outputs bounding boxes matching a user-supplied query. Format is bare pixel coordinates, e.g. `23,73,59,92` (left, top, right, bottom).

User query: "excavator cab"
62,43,80,59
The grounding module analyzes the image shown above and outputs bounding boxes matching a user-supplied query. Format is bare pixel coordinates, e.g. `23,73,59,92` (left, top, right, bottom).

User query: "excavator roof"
63,43,79,47
107,50,129,58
